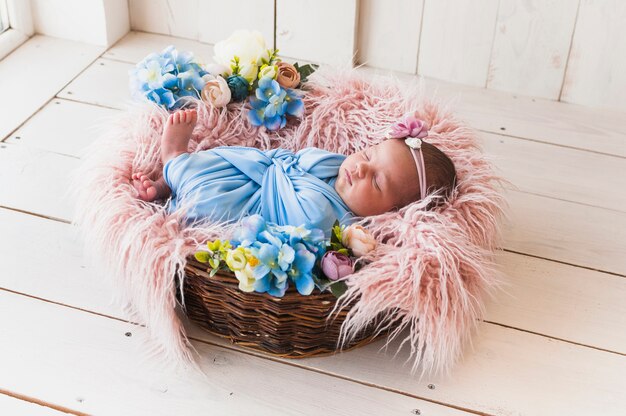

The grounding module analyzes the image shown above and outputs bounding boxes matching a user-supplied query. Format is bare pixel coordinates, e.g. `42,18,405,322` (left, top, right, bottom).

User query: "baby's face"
335,139,420,216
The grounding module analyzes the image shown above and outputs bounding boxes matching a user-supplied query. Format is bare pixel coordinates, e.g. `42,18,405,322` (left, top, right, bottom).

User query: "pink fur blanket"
74,65,505,376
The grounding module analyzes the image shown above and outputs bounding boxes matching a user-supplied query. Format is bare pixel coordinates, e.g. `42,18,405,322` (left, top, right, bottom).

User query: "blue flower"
251,242,296,297
129,45,208,109
247,76,304,131
288,243,317,295
284,88,304,117
231,214,266,247
226,75,250,102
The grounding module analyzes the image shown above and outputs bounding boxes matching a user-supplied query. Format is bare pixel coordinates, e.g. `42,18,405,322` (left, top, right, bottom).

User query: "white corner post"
29,0,130,47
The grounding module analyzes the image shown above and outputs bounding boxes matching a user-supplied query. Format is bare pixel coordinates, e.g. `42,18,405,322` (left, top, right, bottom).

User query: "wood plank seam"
484,0,501,88
483,320,626,358
0,388,88,416
502,248,626,279
558,0,582,101
0,205,70,225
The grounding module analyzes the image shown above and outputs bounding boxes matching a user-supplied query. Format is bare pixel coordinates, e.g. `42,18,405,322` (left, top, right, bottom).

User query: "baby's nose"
354,162,369,178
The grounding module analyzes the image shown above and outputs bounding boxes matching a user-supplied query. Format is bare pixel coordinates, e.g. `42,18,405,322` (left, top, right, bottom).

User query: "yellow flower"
225,247,247,271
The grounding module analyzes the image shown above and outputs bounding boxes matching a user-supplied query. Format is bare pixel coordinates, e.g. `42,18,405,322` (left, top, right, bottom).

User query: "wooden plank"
0,35,104,141
359,65,626,157
0,207,121,318
104,30,214,65
0,143,78,221
504,189,626,276
355,0,424,73
487,0,578,99
562,0,626,112
128,0,200,40
0,290,472,416
418,0,499,87
198,0,274,48
480,132,626,212
239,322,625,416
487,251,626,354
57,58,132,110
276,0,358,66
4,99,120,158
0,393,70,416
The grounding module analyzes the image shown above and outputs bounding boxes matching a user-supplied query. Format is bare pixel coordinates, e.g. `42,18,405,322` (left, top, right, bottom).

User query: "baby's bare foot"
161,109,197,164
132,173,170,202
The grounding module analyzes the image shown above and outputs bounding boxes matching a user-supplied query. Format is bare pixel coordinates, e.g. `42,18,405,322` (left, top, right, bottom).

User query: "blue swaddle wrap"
163,146,354,234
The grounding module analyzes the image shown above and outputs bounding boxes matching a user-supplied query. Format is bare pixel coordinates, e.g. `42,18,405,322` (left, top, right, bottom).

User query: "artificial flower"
320,251,354,281
258,64,278,80
386,116,428,140
248,77,304,130
213,30,268,70
226,74,250,102
129,45,208,109
205,63,230,77
239,63,259,84
276,61,301,89
234,264,257,292
288,243,317,295
225,246,248,271
201,76,232,108
342,224,377,257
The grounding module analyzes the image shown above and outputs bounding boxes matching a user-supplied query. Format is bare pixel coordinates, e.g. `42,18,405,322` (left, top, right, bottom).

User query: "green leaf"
209,258,220,269
194,251,210,263
295,63,318,83
329,281,348,298
337,248,349,255
209,267,220,277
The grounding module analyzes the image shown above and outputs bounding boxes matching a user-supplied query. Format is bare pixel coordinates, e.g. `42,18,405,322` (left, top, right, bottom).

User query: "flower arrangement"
129,30,318,131
194,215,377,298
128,45,209,109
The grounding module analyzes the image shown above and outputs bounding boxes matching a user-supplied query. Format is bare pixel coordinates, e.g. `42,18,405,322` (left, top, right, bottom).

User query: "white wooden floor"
1,32,625,416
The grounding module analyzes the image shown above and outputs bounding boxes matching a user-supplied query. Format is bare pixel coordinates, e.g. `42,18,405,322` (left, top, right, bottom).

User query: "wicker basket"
182,257,382,358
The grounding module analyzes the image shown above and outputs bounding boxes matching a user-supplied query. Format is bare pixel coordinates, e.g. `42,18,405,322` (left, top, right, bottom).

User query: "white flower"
342,224,377,257
258,64,278,80
201,76,231,108
213,30,268,70
239,63,259,84
206,63,230,77
234,264,256,292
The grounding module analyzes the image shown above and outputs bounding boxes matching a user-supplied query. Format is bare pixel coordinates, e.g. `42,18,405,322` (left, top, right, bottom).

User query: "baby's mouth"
345,169,352,186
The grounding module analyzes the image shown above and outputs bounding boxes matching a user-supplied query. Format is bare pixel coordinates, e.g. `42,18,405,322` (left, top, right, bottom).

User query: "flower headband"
385,116,429,200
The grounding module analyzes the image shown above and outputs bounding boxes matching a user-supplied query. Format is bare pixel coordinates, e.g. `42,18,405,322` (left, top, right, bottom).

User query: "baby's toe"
145,186,157,200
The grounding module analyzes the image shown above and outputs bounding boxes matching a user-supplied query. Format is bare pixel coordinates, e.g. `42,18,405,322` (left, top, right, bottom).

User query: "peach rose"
342,225,377,257
201,76,231,108
275,62,301,89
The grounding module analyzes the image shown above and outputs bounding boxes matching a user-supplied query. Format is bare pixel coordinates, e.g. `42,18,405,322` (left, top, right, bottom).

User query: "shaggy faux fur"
74,65,505,376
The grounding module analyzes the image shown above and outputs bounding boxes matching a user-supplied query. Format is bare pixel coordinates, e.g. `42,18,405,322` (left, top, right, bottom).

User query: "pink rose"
321,251,353,281
342,224,377,257
386,116,428,140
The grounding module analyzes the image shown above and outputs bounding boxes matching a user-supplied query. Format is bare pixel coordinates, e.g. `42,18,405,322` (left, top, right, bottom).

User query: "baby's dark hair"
398,142,457,209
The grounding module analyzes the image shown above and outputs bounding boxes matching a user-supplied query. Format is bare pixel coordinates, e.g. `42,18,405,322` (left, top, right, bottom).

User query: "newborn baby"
132,109,456,232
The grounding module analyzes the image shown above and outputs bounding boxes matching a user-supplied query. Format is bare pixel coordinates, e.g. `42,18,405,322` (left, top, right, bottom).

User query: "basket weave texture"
183,257,381,358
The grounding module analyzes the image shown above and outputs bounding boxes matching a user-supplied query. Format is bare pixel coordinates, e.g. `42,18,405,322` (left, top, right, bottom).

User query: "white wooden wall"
128,0,626,112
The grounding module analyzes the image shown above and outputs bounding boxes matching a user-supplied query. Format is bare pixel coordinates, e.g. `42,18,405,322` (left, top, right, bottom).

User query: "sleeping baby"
132,109,456,233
